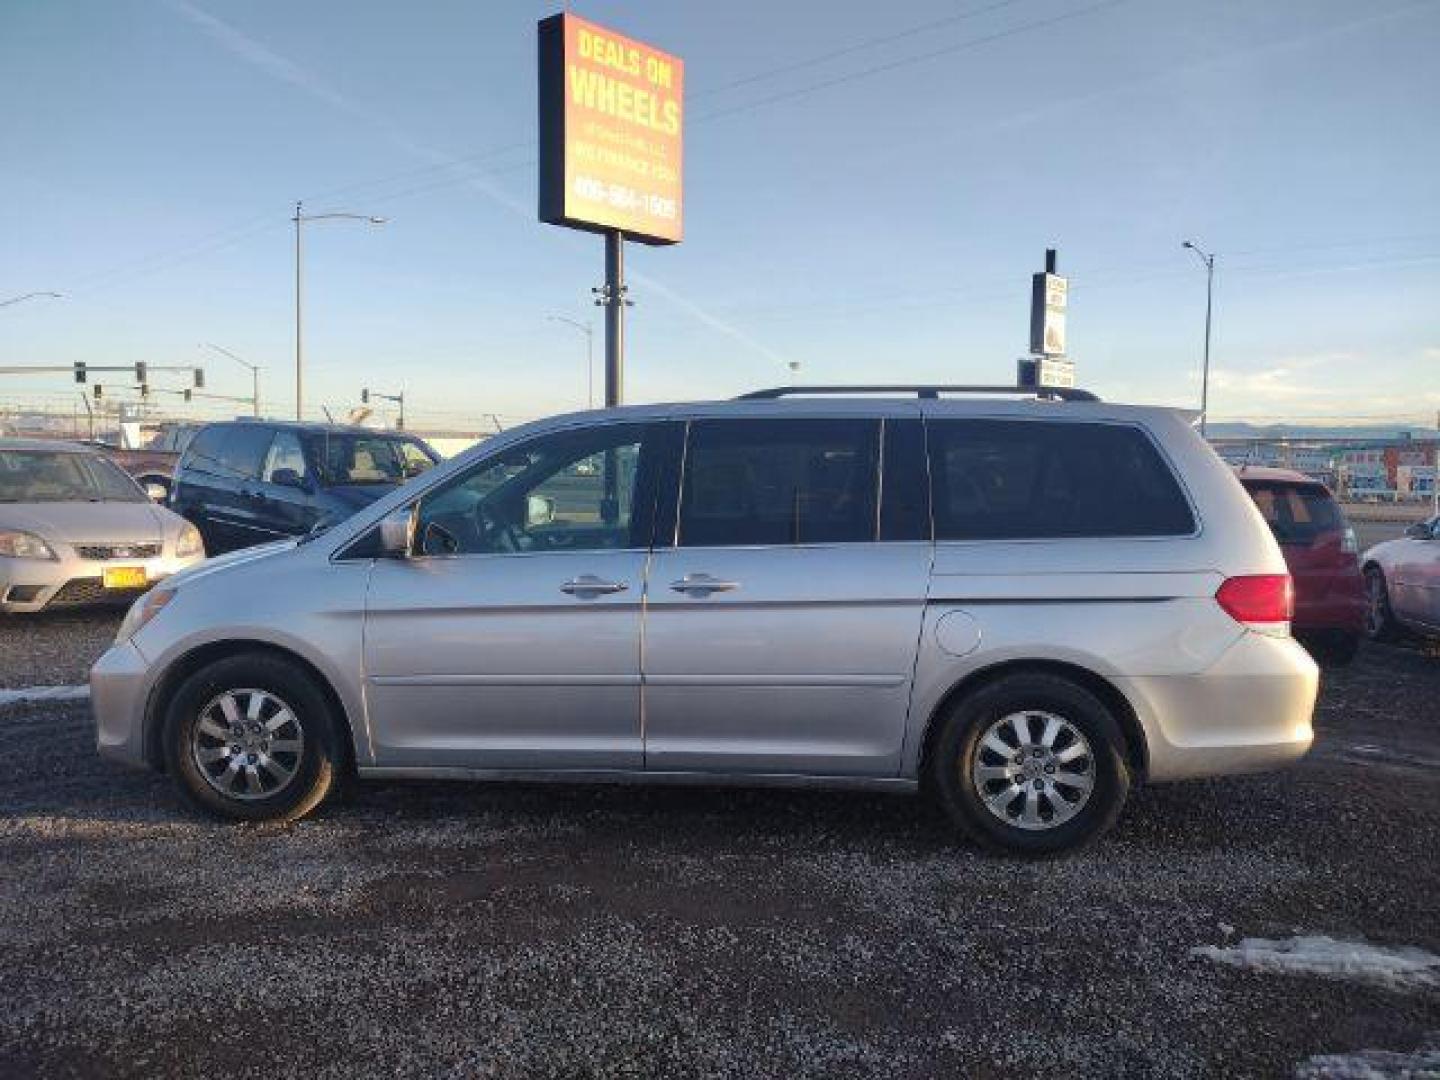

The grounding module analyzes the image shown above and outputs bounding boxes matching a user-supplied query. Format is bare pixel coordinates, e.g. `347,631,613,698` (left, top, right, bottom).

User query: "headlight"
115,588,175,644
0,530,58,560
175,522,204,558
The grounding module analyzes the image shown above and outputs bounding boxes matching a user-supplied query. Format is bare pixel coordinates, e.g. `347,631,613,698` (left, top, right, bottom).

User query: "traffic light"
74,362,86,384
361,388,370,404
93,384,103,400
194,368,205,388
139,383,150,400
134,361,148,384
183,389,193,403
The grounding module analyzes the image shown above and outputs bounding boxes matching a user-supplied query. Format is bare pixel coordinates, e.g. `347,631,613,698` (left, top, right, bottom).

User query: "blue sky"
3,0,1438,430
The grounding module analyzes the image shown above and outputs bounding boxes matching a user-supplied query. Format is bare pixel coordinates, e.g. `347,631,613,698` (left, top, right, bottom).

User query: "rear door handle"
559,575,628,598
670,573,740,596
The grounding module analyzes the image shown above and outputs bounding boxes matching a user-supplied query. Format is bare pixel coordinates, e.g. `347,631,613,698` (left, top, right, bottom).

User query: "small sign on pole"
1029,272,1068,357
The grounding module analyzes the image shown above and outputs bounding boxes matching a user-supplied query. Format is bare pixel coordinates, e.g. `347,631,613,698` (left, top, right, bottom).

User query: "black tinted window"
679,418,879,546
182,426,227,475
1242,481,1342,545
928,420,1194,540
215,427,273,480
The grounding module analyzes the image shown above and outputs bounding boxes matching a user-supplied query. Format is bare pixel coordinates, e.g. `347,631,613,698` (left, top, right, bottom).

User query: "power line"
690,0,1035,100
694,0,1132,123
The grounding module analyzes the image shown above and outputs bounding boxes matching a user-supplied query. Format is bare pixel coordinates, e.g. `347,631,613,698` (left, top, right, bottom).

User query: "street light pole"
1182,241,1216,438
292,201,387,421
202,343,261,417
546,315,595,408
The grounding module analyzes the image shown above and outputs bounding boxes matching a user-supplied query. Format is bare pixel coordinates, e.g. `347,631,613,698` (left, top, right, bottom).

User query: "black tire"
1363,565,1401,643
928,673,1131,857
1299,630,1361,667
162,652,343,823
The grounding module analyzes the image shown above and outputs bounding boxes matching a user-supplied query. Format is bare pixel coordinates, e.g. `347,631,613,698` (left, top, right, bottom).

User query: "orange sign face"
538,13,684,245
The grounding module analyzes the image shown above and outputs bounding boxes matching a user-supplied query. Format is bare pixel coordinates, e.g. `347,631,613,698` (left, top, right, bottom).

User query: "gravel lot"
1,613,1437,1079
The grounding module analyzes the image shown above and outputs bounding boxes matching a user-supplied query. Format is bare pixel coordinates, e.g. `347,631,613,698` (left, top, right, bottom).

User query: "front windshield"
313,435,437,486
0,450,147,503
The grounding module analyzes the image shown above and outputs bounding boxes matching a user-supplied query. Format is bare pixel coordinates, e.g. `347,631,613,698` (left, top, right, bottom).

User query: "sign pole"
603,230,625,407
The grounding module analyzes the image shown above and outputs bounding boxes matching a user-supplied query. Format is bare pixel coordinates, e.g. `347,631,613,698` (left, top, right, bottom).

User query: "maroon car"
1236,466,1366,665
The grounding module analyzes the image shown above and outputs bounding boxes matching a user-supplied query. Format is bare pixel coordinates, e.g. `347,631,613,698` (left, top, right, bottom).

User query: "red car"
1236,466,1366,665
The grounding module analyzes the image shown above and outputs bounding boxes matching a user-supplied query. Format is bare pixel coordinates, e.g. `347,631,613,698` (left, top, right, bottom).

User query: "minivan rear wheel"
929,673,1130,856
162,652,342,823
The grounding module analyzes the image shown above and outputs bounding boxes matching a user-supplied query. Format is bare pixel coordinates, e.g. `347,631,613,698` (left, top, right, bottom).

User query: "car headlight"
0,530,58,560
115,587,175,645
175,522,204,558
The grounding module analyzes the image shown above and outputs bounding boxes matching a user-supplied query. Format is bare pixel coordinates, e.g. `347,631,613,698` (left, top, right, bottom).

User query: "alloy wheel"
970,710,1095,831
190,688,305,802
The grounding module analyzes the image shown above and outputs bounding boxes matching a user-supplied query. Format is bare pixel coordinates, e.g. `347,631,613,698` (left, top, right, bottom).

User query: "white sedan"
0,439,205,614
1361,513,1440,643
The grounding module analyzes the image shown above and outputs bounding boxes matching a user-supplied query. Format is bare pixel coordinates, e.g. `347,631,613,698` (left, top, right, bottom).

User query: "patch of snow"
1295,1046,1440,1079
1193,935,1440,991
0,684,89,707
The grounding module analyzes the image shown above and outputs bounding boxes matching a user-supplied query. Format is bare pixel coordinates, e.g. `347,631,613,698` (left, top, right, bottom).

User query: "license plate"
102,566,148,590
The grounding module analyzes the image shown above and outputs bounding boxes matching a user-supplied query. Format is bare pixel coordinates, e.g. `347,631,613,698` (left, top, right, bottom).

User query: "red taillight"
1216,574,1294,631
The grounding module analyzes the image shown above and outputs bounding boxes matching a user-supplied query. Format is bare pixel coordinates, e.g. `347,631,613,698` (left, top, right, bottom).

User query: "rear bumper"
1292,566,1367,635
1118,631,1318,782
91,639,154,769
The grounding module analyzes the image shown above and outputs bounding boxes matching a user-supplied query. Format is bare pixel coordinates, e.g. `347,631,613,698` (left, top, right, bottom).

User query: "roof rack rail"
736,384,1100,403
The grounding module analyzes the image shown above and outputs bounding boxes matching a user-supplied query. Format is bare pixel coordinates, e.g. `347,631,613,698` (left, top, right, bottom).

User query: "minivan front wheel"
930,673,1130,856
162,653,342,823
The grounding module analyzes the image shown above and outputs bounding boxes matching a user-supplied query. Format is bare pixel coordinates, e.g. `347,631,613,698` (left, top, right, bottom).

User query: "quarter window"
928,420,1194,540
678,418,879,546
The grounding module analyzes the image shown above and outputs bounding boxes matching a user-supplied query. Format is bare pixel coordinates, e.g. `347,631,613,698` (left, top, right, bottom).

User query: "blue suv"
170,421,440,554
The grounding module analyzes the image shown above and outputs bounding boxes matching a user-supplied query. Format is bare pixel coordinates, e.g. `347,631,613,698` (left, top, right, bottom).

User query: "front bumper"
0,551,201,614
1118,630,1319,782
91,638,154,769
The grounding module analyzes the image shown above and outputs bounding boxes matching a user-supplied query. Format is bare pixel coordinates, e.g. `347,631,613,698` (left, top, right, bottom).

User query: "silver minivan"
92,387,1318,854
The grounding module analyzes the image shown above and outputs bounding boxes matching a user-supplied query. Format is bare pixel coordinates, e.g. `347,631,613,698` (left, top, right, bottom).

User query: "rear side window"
186,425,272,481
927,420,1195,540
181,426,227,476
1242,481,1342,545
679,418,879,546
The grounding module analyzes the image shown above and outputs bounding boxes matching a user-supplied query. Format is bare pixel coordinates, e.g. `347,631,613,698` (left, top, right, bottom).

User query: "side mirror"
144,482,168,503
271,468,305,489
1404,522,1433,540
526,494,556,528
378,507,414,557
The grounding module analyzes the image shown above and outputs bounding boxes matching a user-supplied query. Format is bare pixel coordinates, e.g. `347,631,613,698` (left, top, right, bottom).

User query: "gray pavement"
0,613,1437,1078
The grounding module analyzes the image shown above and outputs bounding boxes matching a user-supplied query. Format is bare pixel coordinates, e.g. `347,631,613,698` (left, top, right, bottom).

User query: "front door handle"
670,573,740,596
559,574,628,598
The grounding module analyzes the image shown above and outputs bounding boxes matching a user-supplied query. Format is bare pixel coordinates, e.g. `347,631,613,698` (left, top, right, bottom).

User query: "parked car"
1234,466,1366,666
169,421,440,554
1361,512,1440,643
92,386,1317,855
88,421,204,501
0,439,205,613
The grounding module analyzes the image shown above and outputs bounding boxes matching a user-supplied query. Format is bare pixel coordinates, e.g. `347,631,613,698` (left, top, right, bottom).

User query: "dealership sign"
538,13,684,245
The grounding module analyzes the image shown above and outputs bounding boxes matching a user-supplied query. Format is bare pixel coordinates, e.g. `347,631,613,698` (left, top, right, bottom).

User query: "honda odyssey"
91,387,1318,854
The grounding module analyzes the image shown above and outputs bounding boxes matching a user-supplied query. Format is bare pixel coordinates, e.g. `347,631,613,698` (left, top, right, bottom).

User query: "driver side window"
415,424,647,557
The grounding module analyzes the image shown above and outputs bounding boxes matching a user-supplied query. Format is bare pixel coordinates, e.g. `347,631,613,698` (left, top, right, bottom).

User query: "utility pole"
592,232,632,407
1183,240,1216,437
294,201,304,422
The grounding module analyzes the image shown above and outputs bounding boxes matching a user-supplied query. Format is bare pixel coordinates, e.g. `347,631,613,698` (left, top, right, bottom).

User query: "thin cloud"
161,0,791,371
